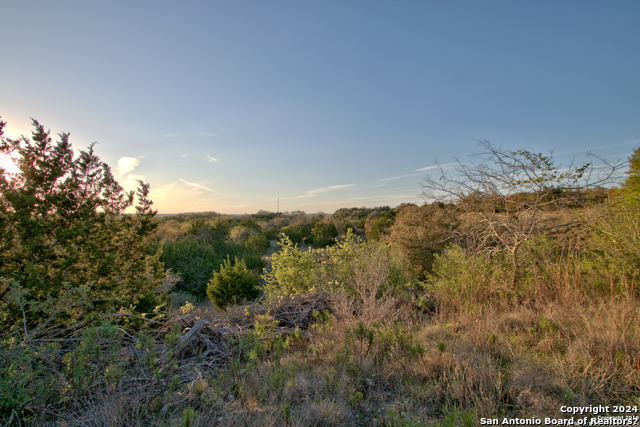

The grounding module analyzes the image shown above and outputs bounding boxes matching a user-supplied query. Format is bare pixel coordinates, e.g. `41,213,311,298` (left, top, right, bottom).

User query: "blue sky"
1,1,639,214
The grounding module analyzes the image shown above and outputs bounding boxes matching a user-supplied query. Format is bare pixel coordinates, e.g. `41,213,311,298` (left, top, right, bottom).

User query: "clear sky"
1,1,639,214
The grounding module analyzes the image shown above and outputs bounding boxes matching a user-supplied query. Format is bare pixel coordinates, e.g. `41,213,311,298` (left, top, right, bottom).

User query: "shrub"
187,218,230,243
0,118,163,324
365,211,395,241
280,225,304,244
157,238,223,296
262,235,325,298
0,339,64,420
206,256,260,309
264,227,280,240
241,252,266,270
229,225,257,243
388,203,458,278
263,232,415,307
310,221,338,247
245,233,270,251
623,144,640,205
428,245,511,312
342,221,356,236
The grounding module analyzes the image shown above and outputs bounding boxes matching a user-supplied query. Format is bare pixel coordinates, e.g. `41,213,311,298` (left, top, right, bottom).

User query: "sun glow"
0,153,20,176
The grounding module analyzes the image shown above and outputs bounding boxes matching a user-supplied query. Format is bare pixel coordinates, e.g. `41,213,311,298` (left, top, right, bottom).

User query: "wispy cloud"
179,153,189,161
178,178,214,192
415,162,458,172
306,184,354,195
116,157,140,175
378,163,458,183
206,154,219,163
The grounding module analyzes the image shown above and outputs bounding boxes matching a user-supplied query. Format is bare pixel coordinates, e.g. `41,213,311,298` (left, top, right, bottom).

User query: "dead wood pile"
172,292,332,363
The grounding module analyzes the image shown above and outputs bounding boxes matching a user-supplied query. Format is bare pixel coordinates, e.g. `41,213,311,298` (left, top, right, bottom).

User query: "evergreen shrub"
206,256,260,309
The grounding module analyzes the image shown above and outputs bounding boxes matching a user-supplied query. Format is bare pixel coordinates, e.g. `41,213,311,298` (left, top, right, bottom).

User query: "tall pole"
277,198,279,213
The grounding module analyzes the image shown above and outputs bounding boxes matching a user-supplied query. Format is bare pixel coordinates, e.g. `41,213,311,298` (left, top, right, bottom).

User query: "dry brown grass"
4,251,640,426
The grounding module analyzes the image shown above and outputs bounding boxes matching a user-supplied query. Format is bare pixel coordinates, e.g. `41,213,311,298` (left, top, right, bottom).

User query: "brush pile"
0,293,333,423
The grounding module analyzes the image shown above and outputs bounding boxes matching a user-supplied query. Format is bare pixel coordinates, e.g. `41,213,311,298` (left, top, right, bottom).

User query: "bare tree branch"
421,140,625,288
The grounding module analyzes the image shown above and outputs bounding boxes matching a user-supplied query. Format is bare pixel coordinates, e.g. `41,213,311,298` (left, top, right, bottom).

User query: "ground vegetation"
1,124,638,425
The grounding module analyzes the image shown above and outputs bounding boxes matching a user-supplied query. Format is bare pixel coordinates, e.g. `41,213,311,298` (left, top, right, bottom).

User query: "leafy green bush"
63,322,124,395
589,207,640,297
280,225,304,244
388,203,458,278
263,232,415,303
206,256,260,309
238,218,262,233
229,225,258,243
343,221,356,236
157,238,223,296
242,252,266,270
245,233,270,251
264,227,280,240
310,221,338,246
0,339,64,420
262,235,325,298
623,145,640,205
187,218,230,243
365,211,396,241
428,245,511,312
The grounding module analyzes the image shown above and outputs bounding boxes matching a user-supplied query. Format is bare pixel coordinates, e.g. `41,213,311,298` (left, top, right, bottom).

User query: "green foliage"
334,318,427,386
365,210,396,241
262,235,325,298
264,227,280,240
421,140,621,288
623,145,640,205
280,224,304,244
343,221,356,235
180,407,198,427
229,225,257,243
428,245,511,312
389,203,457,278
156,235,264,297
589,207,640,297
328,232,415,299
157,237,223,296
383,408,429,427
0,338,64,420
187,218,230,243
228,314,289,369
253,210,277,221
1,279,92,343
0,118,163,325
432,405,476,427
238,218,261,233
241,251,266,270
333,206,389,227
263,232,415,301
63,322,124,394
206,256,260,309
245,233,270,251
310,220,338,246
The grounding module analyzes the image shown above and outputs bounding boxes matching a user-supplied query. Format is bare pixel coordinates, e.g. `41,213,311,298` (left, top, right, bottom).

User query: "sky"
1,1,639,214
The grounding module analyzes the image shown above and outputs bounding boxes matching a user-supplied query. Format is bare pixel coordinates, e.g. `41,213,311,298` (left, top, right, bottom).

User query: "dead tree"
421,140,624,288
